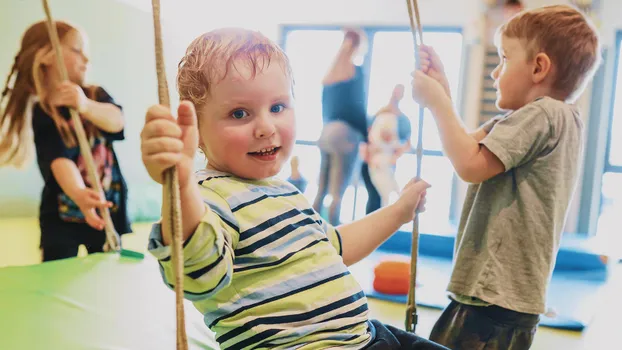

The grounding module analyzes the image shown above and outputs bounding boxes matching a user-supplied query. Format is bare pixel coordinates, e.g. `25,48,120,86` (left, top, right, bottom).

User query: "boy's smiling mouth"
248,146,281,159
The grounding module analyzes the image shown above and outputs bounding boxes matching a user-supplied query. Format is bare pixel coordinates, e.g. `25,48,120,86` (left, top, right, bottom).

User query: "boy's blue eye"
270,104,285,113
231,110,248,119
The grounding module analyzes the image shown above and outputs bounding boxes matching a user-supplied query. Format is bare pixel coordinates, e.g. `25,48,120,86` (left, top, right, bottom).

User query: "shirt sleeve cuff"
147,204,212,262
147,222,172,261
480,137,512,172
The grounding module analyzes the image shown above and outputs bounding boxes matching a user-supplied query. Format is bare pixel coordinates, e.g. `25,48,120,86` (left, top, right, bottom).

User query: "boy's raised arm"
338,179,430,266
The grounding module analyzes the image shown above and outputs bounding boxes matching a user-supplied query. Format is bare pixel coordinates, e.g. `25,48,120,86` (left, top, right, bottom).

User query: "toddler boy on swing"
141,28,448,350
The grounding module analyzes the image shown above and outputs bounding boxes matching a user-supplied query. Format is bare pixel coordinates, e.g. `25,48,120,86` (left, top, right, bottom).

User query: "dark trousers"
429,300,540,350
40,219,108,262
365,320,450,349
361,163,381,214
42,239,106,261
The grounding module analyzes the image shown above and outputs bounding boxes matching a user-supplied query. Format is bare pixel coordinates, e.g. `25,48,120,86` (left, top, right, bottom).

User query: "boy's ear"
532,52,552,84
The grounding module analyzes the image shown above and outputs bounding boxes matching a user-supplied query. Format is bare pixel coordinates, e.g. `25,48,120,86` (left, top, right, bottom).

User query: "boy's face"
198,59,295,180
491,36,533,111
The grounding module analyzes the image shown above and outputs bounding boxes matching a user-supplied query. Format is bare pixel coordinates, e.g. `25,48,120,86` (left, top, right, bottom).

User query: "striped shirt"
149,169,373,349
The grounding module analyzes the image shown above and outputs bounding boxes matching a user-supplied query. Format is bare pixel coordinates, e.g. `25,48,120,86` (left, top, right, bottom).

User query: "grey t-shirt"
448,97,584,315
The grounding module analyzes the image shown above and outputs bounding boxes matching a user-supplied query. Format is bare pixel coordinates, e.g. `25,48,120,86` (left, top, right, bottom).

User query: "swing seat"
373,259,419,295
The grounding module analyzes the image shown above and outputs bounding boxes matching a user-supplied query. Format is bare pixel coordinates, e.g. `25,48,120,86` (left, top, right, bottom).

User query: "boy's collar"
195,168,277,183
195,168,231,180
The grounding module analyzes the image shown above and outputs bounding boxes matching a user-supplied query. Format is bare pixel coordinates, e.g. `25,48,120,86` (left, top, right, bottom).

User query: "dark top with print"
32,86,131,239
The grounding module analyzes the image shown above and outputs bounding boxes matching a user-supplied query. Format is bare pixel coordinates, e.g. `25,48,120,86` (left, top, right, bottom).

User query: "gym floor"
1,218,619,350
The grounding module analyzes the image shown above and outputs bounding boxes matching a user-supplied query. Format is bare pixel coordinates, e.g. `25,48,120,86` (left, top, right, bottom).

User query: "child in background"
313,28,368,224
411,5,601,349
0,21,131,261
361,84,412,207
142,28,446,350
286,155,308,193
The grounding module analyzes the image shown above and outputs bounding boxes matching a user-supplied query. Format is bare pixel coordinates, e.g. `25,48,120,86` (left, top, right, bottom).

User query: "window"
596,32,622,245
367,30,463,234
281,30,345,143
278,29,345,203
280,26,464,234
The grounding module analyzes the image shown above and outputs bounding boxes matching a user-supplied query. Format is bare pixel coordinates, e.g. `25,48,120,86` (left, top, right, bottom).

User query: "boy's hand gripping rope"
405,0,425,334
151,1,189,349
41,0,120,253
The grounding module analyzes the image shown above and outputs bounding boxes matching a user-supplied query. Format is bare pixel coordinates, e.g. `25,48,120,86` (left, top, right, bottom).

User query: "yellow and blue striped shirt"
149,169,372,349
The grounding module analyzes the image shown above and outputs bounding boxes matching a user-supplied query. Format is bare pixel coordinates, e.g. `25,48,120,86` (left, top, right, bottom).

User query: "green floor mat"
0,253,219,350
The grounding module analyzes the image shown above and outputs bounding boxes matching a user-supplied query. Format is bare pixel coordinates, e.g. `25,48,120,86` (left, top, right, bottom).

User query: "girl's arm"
81,99,124,133
49,82,124,133
50,158,87,200
50,158,110,230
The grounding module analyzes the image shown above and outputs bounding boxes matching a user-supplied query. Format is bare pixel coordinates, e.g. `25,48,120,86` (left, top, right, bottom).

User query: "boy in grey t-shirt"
410,5,601,350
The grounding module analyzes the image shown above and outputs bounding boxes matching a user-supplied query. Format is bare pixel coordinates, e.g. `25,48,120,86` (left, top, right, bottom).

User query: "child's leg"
83,231,108,254
361,163,382,214
429,300,539,350
365,320,449,349
325,153,345,224
312,151,331,214
369,168,390,206
369,167,398,207
40,222,80,262
41,241,80,261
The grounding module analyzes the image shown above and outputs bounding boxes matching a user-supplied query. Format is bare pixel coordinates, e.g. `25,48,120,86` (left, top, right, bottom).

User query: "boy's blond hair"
176,28,292,112
496,5,601,102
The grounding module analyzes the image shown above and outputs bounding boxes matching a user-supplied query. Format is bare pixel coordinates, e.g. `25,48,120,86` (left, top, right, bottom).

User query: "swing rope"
150,1,189,349
405,0,425,333
41,0,120,252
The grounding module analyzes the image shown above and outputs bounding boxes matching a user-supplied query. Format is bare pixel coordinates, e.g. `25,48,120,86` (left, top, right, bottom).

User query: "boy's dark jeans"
364,320,450,349
429,300,539,350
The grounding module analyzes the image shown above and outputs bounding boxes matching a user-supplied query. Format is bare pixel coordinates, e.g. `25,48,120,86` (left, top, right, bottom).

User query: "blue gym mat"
358,232,610,332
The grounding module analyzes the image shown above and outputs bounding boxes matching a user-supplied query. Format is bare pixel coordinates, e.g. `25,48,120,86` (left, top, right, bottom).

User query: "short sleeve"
32,106,72,178
92,86,124,141
148,188,240,301
480,103,551,171
479,113,506,134
321,219,343,256
397,114,412,142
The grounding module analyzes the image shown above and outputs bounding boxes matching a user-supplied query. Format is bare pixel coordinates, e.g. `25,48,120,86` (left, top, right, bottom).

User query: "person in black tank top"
313,29,368,225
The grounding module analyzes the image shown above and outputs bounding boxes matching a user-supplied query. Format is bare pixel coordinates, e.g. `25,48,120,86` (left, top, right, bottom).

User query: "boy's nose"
254,115,276,139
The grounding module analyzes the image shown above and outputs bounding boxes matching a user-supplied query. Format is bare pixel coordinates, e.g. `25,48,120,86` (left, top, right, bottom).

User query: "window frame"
578,30,622,237
279,24,466,228
603,31,622,175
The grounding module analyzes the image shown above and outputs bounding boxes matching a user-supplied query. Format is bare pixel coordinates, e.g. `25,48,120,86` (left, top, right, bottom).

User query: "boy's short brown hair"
177,28,292,111
496,5,601,102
